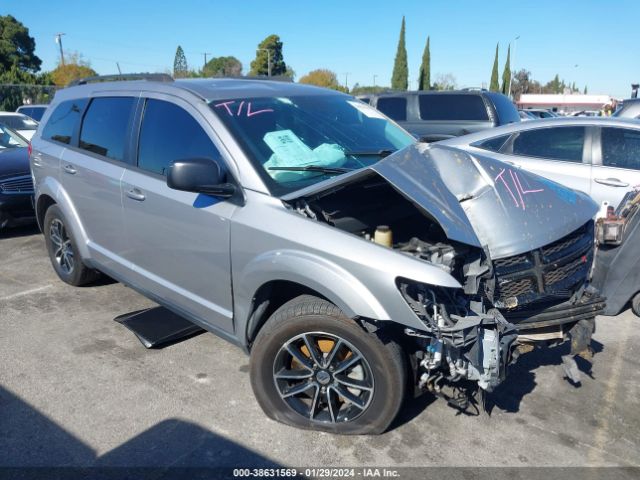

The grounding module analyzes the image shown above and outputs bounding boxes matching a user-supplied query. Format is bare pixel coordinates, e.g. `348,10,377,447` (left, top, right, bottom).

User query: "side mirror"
167,158,236,198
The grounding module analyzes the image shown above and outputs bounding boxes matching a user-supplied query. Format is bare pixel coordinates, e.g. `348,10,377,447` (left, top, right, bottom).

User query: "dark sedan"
0,124,34,228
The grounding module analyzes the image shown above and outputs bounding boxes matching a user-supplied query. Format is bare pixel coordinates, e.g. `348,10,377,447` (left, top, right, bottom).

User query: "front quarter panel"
231,190,462,344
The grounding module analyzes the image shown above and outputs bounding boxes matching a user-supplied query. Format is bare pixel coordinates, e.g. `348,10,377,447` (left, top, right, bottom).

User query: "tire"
250,294,407,434
632,293,640,318
43,204,100,286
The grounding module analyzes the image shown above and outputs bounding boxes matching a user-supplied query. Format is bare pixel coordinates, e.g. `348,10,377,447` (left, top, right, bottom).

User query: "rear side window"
42,99,88,145
2,114,38,131
488,94,520,124
419,95,488,121
512,126,585,162
475,134,510,153
601,127,640,170
137,99,221,176
79,97,135,162
376,97,407,121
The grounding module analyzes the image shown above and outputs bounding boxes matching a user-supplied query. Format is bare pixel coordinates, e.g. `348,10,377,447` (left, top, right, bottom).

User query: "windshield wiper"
268,165,352,174
343,149,396,158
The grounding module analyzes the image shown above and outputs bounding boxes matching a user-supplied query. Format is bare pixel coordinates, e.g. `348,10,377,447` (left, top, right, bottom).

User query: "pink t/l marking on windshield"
495,168,520,208
510,169,526,210
213,101,235,116
246,102,274,117
236,101,245,116
514,171,544,194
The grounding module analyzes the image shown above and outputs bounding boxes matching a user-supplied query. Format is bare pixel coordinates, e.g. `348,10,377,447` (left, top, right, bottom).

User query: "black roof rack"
68,73,174,87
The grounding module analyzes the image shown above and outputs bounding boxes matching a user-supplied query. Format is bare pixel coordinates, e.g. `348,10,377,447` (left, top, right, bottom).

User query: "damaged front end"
282,143,602,405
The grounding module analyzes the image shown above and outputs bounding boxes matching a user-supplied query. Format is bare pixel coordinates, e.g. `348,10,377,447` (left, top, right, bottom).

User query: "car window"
489,94,520,124
376,97,407,121
79,97,135,162
25,107,46,122
475,134,511,153
511,126,585,162
1,114,38,131
601,127,640,170
42,99,88,145
138,99,221,176
419,94,488,121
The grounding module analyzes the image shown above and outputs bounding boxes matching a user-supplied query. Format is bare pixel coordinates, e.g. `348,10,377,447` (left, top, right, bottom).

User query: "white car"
0,112,38,140
439,117,640,209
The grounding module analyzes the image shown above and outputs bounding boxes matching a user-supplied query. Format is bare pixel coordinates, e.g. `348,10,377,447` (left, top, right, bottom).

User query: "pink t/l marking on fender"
514,171,544,194
246,102,274,117
495,168,520,208
213,101,235,116
510,169,526,210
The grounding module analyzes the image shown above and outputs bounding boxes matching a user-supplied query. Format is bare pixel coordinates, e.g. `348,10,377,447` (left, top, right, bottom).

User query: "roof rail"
68,73,174,87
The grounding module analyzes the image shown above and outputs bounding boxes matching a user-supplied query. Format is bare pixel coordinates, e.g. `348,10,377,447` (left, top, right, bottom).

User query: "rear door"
591,126,640,207
120,95,237,333
496,125,592,196
60,95,137,276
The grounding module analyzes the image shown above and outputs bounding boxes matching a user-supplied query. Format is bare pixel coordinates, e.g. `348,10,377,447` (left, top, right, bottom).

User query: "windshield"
211,95,414,195
0,124,28,149
1,114,38,131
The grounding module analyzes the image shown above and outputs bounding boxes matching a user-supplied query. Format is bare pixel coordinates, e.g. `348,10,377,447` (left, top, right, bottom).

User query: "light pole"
202,52,212,70
343,72,351,90
55,33,66,66
508,35,520,99
373,74,378,87
257,48,272,77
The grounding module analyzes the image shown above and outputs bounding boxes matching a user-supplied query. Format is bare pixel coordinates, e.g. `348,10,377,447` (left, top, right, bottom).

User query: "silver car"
440,117,640,209
31,77,600,434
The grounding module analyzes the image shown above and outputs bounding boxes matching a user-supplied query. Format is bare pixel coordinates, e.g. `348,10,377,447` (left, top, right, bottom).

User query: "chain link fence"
0,84,60,112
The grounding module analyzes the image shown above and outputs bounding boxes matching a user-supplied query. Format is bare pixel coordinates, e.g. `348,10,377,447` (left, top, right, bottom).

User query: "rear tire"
250,295,407,434
43,204,100,286
632,293,640,318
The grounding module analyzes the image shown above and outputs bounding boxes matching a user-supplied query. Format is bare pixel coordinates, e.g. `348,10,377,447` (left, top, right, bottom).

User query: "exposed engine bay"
285,170,603,409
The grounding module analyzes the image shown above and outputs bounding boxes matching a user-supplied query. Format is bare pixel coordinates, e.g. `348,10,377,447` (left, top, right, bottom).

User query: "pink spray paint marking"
213,100,274,118
495,168,545,211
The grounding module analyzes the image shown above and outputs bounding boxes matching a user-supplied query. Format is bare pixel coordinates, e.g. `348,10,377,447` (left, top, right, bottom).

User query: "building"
518,93,615,115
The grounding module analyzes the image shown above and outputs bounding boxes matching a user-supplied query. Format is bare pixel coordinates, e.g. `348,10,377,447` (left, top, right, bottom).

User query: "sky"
3,0,638,98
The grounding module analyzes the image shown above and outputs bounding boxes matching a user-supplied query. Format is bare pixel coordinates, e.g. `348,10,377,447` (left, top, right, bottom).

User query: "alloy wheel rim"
49,219,74,275
273,332,375,424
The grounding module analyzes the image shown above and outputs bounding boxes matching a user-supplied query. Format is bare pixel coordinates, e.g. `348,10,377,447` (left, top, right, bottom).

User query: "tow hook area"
405,309,518,414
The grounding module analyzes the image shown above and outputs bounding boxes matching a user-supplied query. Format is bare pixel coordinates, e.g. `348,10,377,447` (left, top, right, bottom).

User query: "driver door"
121,96,237,333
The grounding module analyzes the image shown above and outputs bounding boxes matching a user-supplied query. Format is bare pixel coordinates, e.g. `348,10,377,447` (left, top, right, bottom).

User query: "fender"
36,176,92,261
236,249,390,322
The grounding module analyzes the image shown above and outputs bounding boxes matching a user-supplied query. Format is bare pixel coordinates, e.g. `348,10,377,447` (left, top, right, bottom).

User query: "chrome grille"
0,175,34,194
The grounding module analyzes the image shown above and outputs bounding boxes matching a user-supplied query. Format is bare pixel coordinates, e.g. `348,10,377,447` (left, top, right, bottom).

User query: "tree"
299,69,347,92
432,73,457,91
0,15,42,73
173,46,188,78
0,66,53,111
545,74,562,94
391,16,408,91
501,45,511,96
489,43,500,92
250,35,287,76
418,36,430,91
202,56,242,77
350,83,389,95
50,52,96,86
584,85,588,94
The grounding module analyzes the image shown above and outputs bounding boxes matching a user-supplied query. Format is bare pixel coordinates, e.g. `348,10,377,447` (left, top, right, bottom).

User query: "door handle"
126,189,146,201
594,177,629,188
63,164,77,175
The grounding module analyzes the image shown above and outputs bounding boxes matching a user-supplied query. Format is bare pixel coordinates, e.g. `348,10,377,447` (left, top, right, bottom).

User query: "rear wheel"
632,293,640,318
250,295,407,434
43,204,99,286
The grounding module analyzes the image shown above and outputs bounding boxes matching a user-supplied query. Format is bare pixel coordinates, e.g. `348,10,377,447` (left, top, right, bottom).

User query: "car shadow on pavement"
486,339,604,414
0,223,40,240
0,385,282,475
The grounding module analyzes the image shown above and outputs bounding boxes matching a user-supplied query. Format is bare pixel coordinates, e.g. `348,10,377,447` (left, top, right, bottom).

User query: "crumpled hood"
371,144,598,259
0,147,30,180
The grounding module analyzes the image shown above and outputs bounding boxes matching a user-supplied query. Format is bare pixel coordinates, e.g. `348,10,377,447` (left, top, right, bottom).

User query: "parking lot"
1,225,639,469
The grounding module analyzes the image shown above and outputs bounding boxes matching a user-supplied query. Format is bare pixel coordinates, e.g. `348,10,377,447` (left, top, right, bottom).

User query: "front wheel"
250,295,407,434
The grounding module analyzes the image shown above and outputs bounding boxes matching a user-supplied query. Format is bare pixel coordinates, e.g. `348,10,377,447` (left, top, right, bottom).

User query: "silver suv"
32,76,601,434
